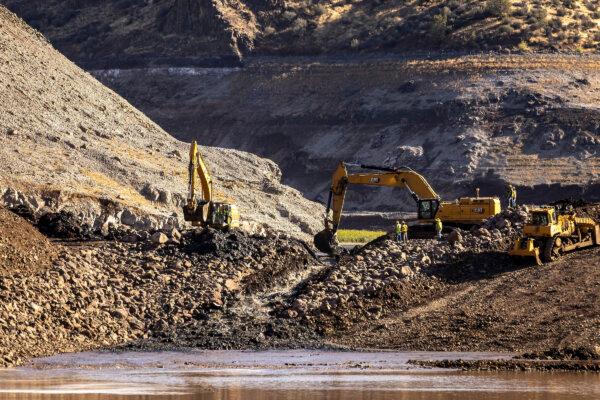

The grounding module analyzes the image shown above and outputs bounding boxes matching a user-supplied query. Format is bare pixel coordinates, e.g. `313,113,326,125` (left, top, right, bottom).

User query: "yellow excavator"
314,162,501,253
509,207,600,265
183,141,240,230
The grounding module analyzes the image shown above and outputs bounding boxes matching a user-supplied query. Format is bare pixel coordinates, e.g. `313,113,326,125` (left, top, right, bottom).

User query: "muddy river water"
0,351,598,399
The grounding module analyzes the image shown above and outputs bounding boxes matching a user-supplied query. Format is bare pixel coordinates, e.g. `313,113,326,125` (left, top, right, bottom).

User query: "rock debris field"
2,203,600,367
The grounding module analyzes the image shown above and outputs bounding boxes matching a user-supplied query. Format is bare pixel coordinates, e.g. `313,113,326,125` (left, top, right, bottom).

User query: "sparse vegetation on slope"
3,0,600,69
261,0,600,53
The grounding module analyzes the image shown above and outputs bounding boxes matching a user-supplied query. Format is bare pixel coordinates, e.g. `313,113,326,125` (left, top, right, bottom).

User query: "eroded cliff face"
5,0,600,212
94,55,600,211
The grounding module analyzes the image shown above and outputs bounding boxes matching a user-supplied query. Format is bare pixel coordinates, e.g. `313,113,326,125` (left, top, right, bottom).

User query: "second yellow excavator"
183,141,240,230
314,162,501,253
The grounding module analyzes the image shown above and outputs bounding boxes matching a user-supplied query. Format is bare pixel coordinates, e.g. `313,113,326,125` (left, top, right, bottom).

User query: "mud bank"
411,359,600,372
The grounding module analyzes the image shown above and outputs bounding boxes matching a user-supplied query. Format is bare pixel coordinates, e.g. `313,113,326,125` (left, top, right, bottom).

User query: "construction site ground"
2,203,600,369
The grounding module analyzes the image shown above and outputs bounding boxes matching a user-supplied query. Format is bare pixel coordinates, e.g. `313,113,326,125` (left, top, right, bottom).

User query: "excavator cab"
184,200,240,230
209,202,240,230
418,199,440,220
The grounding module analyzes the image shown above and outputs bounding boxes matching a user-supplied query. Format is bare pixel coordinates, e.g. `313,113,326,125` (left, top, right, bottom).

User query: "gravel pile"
0,208,58,276
284,208,529,332
0,225,316,367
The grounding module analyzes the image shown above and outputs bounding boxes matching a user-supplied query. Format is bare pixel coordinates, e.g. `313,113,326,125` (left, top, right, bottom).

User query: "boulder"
477,228,492,237
224,279,240,291
447,229,463,245
140,183,160,202
170,228,182,241
158,189,172,204
150,232,168,245
120,209,137,226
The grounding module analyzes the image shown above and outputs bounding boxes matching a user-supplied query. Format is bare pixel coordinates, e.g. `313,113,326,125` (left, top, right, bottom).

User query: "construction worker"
511,185,517,208
506,184,517,208
435,217,443,240
401,220,408,243
395,220,402,242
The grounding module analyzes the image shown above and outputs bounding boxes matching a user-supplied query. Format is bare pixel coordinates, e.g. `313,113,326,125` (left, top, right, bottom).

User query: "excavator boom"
187,140,213,206
325,162,439,232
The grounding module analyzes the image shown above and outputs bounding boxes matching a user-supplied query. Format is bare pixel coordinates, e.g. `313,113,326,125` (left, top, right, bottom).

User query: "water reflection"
0,351,598,400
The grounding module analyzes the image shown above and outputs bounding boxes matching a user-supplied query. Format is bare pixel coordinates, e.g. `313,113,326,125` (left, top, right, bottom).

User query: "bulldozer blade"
314,229,339,254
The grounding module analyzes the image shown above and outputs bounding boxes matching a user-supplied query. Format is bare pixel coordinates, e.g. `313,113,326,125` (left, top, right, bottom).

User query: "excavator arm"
187,140,213,206
315,162,440,253
184,141,214,225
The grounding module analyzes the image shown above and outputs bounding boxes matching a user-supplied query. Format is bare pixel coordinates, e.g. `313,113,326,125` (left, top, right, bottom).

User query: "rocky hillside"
95,55,600,211
0,6,322,237
4,1,600,212
2,0,600,69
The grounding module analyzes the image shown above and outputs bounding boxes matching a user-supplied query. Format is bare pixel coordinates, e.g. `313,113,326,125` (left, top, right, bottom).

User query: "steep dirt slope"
96,55,600,210
0,6,322,237
3,0,600,69
0,208,58,276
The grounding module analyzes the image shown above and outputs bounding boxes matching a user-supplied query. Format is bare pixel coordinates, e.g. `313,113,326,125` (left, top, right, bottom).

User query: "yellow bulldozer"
314,162,501,253
509,207,600,265
183,141,240,230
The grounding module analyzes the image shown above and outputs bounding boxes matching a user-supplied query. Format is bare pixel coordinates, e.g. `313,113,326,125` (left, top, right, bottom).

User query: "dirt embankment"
3,203,600,368
0,208,57,276
0,208,321,367
318,207,600,353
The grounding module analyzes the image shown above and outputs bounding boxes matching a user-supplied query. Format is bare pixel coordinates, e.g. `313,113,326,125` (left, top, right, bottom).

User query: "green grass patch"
337,229,388,243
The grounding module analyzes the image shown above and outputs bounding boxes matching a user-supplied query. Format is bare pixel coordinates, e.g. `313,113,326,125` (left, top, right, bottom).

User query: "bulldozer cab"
418,199,440,220
529,208,558,227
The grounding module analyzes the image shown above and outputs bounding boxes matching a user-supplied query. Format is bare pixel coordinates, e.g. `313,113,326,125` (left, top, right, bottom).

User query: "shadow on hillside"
428,250,531,284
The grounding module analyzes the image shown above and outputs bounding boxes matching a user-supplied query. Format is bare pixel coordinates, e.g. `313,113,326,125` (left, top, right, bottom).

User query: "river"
0,350,598,399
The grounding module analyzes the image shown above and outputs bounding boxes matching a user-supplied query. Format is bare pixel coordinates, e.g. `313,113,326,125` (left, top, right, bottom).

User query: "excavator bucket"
314,229,339,254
